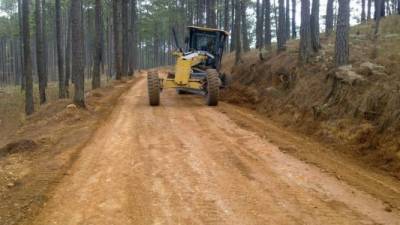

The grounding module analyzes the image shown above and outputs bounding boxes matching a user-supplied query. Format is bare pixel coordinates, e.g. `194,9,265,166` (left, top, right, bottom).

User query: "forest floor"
0,72,398,224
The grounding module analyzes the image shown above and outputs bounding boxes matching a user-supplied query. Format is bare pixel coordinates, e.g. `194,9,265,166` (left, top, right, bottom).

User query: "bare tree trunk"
122,0,129,76
311,0,320,51
230,0,236,51
56,0,66,98
234,0,241,64
223,0,230,49
264,0,271,48
129,0,138,76
113,0,122,80
361,0,366,22
299,0,312,63
197,0,205,25
277,0,286,52
93,0,102,89
291,0,296,38
375,0,382,35
71,0,85,107
22,0,34,115
18,0,25,90
285,0,290,40
65,4,72,96
206,0,217,28
42,0,48,88
35,0,47,104
255,0,262,48
241,0,250,52
326,0,334,36
335,0,350,66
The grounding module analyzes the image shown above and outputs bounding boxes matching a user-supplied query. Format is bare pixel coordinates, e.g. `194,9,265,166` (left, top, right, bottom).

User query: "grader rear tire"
147,72,160,106
206,69,220,106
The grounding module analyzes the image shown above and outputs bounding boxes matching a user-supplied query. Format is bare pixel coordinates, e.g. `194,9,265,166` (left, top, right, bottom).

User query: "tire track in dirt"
32,73,400,225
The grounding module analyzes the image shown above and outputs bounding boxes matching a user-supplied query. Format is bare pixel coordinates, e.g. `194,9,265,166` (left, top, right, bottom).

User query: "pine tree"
311,0,320,51
255,0,263,48
277,0,286,52
35,0,47,104
122,0,129,76
299,0,312,63
92,0,102,89
56,0,66,98
285,0,290,40
264,0,271,48
326,0,334,36
291,0,296,38
234,0,241,64
22,0,34,115
241,0,250,52
335,0,350,66
206,0,217,28
71,0,85,107
361,0,366,22
113,0,122,80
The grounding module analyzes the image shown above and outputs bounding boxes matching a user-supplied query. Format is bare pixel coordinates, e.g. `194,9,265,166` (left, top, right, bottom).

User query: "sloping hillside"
221,15,400,178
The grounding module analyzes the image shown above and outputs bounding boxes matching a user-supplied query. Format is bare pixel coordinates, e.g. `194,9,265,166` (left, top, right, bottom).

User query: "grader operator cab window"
191,32,217,55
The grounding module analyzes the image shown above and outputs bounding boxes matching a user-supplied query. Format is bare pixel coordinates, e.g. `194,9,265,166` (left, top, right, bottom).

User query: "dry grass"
221,15,400,178
0,78,112,145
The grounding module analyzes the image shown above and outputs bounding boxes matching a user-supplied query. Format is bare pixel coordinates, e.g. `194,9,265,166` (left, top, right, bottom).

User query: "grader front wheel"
147,72,160,106
206,69,220,106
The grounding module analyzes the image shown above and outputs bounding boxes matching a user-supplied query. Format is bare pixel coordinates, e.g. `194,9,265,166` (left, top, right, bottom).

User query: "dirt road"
31,74,400,225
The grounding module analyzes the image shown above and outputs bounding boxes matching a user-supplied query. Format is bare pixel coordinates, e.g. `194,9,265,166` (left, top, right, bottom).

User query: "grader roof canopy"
187,26,230,36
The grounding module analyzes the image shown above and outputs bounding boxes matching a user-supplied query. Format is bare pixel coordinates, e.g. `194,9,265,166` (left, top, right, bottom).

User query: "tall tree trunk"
65,4,72,96
122,0,129,76
326,0,334,36
230,0,236,51
285,0,290,40
35,0,47,104
206,0,217,28
241,0,250,52
42,0,48,87
255,0,262,48
264,0,271,48
367,0,372,20
18,0,25,90
234,0,241,64
361,0,366,22
56,0,66,98
113,0,122,80
22,0,34,115
311,0,320,51
93,0,102,89
291,0,296,38
71,0,85,107
375,0,383,35
223,0,230,49
299,0,312,63
277,0,286,52
197,0,205,25
335,0,350,66
129,0,138,75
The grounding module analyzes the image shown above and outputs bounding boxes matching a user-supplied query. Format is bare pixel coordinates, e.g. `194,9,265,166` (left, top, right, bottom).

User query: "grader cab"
147,26,229,106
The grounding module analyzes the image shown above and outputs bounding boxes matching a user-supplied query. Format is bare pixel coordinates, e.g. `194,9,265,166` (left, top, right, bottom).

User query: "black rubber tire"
206,69,220,106
147,72,160,106
177,89,187,95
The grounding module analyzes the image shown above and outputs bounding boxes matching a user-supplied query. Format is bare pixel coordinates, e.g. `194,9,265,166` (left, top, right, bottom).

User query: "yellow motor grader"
147,26,229,106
